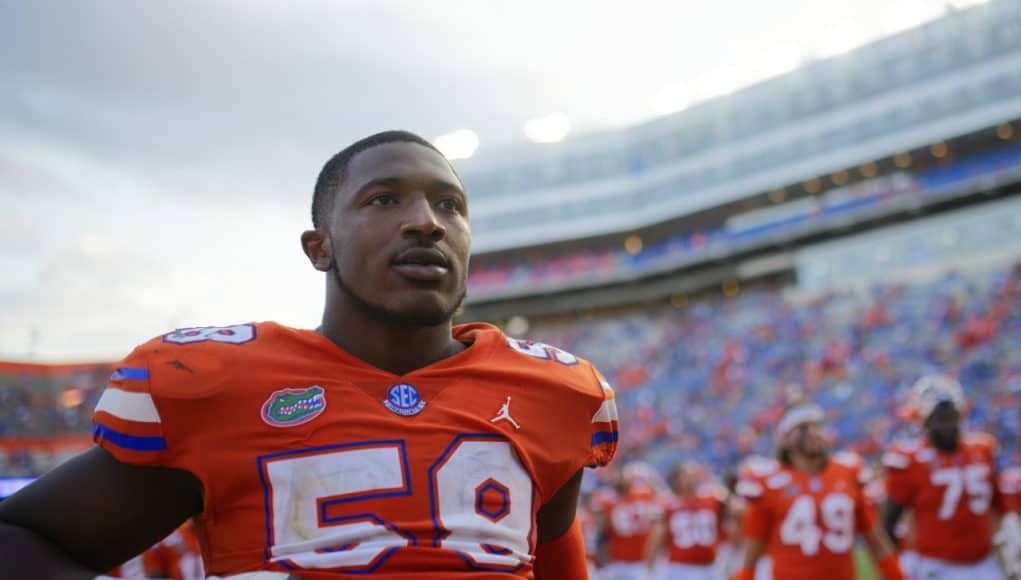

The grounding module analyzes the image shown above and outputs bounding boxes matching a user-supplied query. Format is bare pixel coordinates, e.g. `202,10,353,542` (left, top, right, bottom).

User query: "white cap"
775,403,824,442
910,374,965,420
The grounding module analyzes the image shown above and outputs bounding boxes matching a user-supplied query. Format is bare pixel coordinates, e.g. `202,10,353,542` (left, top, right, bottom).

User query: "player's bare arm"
641,518,666,571
880,497,907,549
0,446,202,578
535,469,584,544
736,538,764,580
862,522,901,572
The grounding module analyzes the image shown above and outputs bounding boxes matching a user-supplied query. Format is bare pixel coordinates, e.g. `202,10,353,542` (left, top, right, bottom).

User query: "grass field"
854,548,879,580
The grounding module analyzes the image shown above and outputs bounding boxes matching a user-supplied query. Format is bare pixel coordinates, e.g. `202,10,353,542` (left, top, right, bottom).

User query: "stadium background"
2,0,1021,578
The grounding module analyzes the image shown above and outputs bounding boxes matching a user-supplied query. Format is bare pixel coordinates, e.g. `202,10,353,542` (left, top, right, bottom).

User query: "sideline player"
0,131,620,578
644,461,725,580
882,375,1008,579
599,462,664,579
735,402,905,580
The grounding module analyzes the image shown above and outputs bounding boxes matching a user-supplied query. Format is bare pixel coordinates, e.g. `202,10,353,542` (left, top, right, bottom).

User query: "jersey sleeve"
92,329,234,471
586,367,619,469
740,488,771,542
853,468,878,533
92,341,170,466
882,444,918,506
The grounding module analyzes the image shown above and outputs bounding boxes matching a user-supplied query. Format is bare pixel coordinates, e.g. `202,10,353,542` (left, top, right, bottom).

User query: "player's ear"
301,230,333,272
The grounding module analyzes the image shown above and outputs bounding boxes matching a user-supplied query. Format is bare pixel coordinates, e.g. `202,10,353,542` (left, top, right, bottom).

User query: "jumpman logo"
490,396,521,430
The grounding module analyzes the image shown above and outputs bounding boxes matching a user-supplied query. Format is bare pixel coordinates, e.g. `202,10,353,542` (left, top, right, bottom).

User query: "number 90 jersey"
92,322,619,578
883,433,1003,564
737,453,874,580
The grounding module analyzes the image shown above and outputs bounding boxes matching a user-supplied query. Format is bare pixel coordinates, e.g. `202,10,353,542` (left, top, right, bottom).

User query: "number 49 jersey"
883,434,1003,564
738,453,875,580
92,322,619,579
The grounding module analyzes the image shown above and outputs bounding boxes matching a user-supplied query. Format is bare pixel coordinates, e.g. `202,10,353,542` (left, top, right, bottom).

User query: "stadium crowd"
525,261,1021,477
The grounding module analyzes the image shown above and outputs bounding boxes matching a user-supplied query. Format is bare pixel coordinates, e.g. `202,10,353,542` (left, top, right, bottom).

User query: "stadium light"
931,141,948,158
996,123,1014,140
754,44,802,81
696,67,737,99
881,0,942,35
816,21,861,58
860,161,879,178
652,85,692,116
624,235,643,255
523,113,570,144
434,129,479,160
670,293,688,309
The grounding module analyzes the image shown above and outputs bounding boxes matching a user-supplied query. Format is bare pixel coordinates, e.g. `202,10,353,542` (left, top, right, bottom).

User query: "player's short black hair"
311,130,447,229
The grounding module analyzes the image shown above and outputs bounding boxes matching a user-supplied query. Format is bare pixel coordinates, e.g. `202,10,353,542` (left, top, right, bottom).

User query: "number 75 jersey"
92,322,619,578
883,434,1004,563
737,453,875,580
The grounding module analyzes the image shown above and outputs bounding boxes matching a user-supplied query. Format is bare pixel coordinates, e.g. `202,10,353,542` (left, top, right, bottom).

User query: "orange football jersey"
145,521,204,580
738,452,875,580
662,492,724,565
600,487,662,562
883,433,1003,563
92,322,618,578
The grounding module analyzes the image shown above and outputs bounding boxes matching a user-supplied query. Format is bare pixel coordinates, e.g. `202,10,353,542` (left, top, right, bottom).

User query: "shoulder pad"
744,457,780,477
893,439,923,454
882,451,912,470
765,471,793,490
833,451,863,469
963,432,996,451
735,478,764,499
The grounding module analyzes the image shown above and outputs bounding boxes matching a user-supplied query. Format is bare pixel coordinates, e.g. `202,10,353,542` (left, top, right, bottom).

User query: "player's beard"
929,425,960,451
330,255,466,327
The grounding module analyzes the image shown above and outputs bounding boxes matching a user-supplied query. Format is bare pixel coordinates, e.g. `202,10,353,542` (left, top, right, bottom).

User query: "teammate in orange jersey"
644,461,725,580
0,131,619,579
734,402,905,580
598,462,664,580
881,375,1009,579
106,521,203,579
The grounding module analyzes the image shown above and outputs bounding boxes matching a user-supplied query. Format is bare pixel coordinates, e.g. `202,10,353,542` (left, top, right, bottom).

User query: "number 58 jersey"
92,322,619,578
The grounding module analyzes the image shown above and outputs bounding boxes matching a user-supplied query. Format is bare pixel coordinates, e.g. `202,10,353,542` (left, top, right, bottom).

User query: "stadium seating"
525,261,1021,475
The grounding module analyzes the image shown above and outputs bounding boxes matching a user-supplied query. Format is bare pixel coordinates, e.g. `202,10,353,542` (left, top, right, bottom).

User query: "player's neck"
320,307,464,376
790,454,827,476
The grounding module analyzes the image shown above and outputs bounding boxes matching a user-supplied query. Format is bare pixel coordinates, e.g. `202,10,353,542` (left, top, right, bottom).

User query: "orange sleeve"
533,518,589,580
882,449,917,506
91,342,170,467
855,480,878,533
741,491,771,542
586,367,618,469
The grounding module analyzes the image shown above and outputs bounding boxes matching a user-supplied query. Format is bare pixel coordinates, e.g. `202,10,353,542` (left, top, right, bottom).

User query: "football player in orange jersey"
644,461,725,580
734,402,905,580
597,462,663,580
0,131,619,579
881,375,1009,579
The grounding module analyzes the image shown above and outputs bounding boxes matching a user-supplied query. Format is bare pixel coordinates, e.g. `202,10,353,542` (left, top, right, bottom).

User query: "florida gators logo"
261,386,326,427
